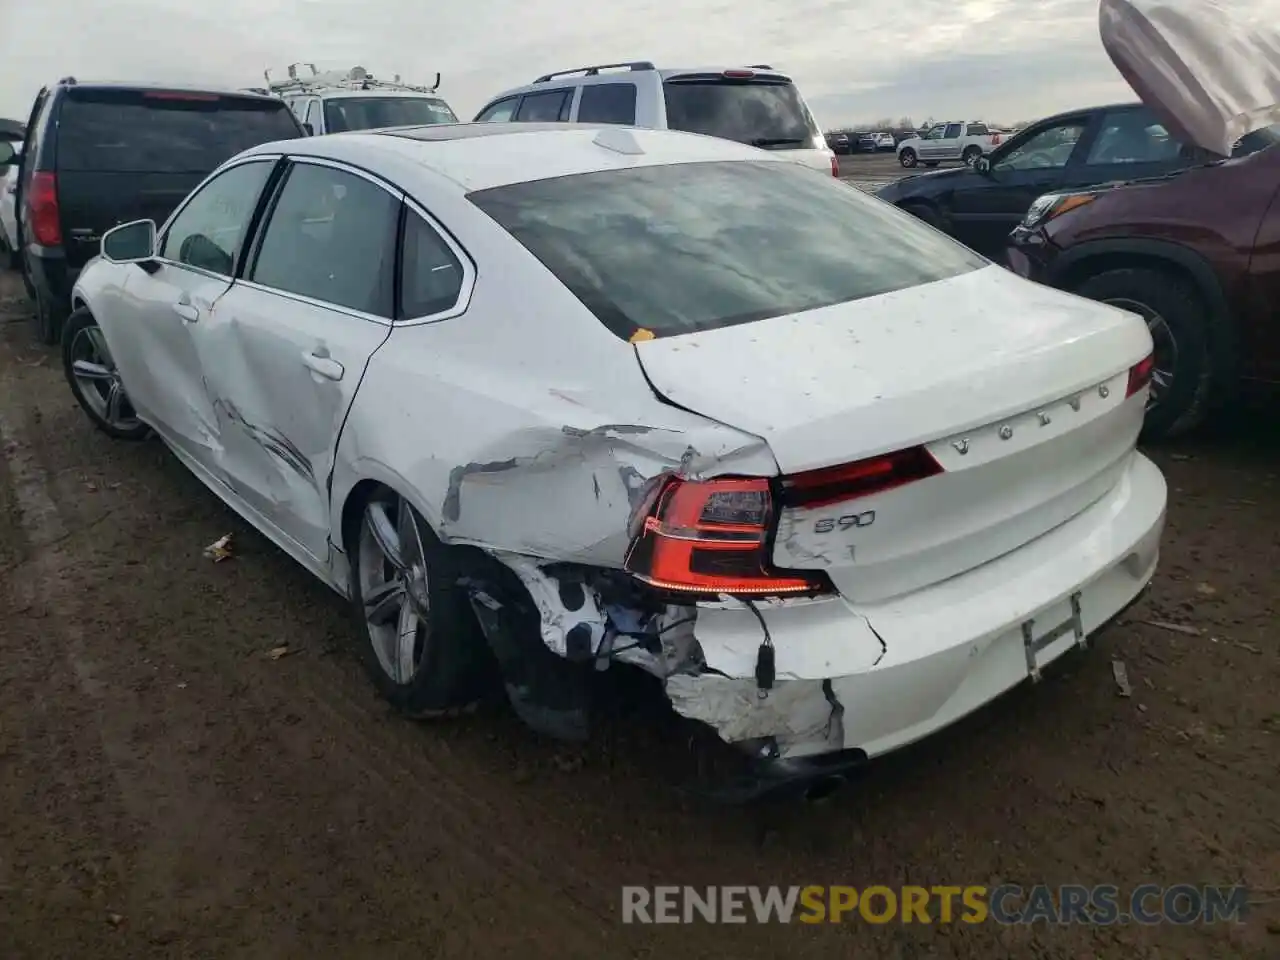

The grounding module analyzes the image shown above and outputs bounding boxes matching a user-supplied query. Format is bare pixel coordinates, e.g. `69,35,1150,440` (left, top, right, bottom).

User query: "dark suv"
9,80,304,343
1007,136,1280,439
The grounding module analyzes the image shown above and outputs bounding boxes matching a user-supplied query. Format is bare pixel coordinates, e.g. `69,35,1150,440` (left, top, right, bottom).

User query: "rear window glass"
322,96,458,133
56,91,302,173
662,78,818,147
469,160,986,340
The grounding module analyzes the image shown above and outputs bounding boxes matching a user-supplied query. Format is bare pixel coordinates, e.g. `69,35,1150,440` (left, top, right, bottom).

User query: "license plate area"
1020,591,1085,681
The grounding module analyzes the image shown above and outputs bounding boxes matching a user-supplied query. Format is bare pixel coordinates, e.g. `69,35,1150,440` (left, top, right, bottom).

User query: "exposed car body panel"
1100,0,1280,157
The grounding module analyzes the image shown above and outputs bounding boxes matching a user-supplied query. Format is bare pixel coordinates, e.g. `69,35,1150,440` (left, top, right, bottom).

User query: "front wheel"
61,307,150,440
1073,268,1216,440
350,487,494,717
899,148,917,168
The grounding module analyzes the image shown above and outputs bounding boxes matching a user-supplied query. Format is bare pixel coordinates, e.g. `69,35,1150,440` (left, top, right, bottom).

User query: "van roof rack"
533,61,656,83
263,63,442,97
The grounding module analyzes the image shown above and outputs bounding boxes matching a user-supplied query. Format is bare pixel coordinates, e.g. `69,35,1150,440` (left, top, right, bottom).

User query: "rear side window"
251,163,399,317
56,90,302,173
399,210,464,318
662,78,818,146
322,96,457,133
966,123,988,136
576,83,637,125
470,160,985,340
515,90,571,122
944,123,963,139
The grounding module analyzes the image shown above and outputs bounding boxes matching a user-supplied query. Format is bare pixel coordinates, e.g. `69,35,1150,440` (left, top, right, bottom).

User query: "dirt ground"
0,266,1276,960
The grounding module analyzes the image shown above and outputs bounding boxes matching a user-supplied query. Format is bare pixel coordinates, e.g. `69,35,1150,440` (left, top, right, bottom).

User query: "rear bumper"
666,452,1166,760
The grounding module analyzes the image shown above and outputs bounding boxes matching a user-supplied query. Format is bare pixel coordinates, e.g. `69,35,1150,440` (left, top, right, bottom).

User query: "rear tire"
349,486,494,717
61,307,151,441
899,148,917,168
1073,267,1216,441
962,146,983,165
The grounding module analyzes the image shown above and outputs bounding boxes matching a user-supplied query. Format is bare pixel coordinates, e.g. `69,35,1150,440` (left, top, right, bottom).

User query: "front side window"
1086,109,1183,165
470,160,986,341
475,98,518,123
576,83,638,125
514,90,571,122
924,125,946,140
322,96,458,133
160,160,274,274
994,120,1087,171
250,163,398,317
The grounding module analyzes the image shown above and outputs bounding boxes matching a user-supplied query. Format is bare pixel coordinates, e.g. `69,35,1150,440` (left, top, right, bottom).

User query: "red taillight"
1126,354,1154,397
722,69,756,79
992,133,1002,145
831,155,840,177
623,477,828,596
780,446,943,510
27,172,61,247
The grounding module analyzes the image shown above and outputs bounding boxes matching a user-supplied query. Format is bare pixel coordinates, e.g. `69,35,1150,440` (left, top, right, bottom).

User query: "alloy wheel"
1104,297,1178,412
357,494,432,685
69,325,141,431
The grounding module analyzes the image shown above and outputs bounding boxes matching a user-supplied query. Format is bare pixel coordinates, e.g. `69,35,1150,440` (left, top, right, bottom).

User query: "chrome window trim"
396,196,476,326
233,278,393,328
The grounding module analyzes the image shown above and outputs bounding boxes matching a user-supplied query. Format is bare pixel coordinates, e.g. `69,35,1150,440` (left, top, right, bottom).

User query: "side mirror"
974,156,992,174
301,121,314,136
102,219,157,264
0,140,14,167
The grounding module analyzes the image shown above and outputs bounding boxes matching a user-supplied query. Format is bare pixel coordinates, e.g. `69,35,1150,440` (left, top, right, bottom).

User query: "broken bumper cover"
666,452,1166,761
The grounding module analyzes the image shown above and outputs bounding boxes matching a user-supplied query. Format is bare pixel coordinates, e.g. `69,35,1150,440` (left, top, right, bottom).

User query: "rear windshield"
56,91,300,173
469,160,986,340
323,97,458,133
662,77,820,147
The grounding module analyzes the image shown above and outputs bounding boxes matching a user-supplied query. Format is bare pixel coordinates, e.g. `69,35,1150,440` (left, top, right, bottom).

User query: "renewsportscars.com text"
621,884,1249,925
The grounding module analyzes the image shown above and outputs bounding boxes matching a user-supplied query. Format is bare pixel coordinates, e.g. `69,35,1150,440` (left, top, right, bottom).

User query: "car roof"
51,80,281,104
239,122,784,192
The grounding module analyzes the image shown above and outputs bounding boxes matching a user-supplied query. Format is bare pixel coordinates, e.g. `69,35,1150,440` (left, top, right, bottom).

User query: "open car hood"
1100,0,1280,157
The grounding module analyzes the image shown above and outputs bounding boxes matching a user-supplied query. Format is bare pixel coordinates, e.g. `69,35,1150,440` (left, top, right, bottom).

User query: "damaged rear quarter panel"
327,219,780,566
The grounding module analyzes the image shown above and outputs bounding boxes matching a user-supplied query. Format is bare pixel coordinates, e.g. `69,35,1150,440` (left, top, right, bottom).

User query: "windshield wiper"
749,137,807,148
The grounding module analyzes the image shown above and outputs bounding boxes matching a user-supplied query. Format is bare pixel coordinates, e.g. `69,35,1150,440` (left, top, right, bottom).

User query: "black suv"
9,79,304,343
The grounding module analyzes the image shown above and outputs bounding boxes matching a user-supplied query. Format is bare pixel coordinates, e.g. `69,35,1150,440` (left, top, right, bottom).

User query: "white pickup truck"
896,121,1003,168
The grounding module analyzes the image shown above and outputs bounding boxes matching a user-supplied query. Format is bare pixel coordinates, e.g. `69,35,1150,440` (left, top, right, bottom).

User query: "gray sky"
2,0,1278,128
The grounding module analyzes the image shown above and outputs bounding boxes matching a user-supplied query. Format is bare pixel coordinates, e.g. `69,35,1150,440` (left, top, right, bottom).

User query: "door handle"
173,303,199,323
302,351,344,381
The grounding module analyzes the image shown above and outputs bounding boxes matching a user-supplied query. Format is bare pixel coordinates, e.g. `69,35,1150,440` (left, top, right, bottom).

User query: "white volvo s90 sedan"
63,121,1166,790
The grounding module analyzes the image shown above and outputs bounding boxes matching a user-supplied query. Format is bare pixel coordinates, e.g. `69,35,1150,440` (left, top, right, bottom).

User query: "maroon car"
1007,0,1280,440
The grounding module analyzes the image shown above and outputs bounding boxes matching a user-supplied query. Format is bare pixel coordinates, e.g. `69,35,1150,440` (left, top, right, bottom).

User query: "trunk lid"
1100,0,1280,157
634,265,1154,602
